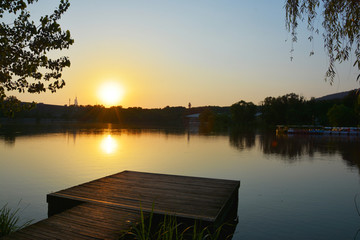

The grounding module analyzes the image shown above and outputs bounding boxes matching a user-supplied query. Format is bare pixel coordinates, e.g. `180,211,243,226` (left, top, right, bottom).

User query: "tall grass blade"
120,206,233,240
0,203,32,237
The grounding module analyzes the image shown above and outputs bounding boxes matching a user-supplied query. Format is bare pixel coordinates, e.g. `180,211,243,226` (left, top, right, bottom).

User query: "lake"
1,124,360,239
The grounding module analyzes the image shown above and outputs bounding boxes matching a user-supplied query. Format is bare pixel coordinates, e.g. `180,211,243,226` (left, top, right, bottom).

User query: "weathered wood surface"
48,170,240,222
2,203,147,240
3,171,239,239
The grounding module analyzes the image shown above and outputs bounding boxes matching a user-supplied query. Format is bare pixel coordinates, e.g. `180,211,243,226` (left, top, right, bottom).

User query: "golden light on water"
100,135,118,154
98,81,125,107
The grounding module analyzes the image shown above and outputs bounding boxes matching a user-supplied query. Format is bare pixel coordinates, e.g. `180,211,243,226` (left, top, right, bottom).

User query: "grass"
120,206,234,240
0,203,32,237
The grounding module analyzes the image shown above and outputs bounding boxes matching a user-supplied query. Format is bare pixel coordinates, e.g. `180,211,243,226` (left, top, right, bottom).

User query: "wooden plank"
70,170,238,190
2,203,147,240
63,179,236,200
53,185,229,207
52,181,235,202
49,193,215,222
55,171,238,197
58,179,236,198
48,171,239,223
47,195,220,222
4,171,239,239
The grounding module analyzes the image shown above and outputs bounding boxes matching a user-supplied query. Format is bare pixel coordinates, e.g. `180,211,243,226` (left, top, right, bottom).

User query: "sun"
98,81,125,107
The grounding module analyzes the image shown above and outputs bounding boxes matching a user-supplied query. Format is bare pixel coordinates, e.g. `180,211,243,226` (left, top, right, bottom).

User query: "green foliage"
1,104,187,126
198,109,230,133
259,91,360,127
230,100,256,125
285,0,360,84
261,93,310,125
327,104,357,127
0,96,34,117
199,109,216,128
121,213,230,240
0,0,73,116
0,203,32,237
120,202,233,240
3,90,360,127
125,205,154,240
199,109,216,133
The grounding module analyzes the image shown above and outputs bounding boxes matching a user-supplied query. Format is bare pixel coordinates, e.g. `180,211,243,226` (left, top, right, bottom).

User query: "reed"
120,207,233,240
0,203,32,237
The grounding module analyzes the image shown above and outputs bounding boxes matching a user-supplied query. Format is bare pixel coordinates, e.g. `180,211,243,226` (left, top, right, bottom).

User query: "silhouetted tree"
261,93,309,125
230,100,256,125
327,104,357,126
199,109,216,132
0,0,73,116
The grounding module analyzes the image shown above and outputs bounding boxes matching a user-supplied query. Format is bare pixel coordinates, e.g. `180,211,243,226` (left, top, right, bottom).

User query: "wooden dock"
2,203,146,240
2,171,240,239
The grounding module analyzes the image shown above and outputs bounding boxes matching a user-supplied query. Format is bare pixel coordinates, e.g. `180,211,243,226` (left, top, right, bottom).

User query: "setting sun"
98,81,125,107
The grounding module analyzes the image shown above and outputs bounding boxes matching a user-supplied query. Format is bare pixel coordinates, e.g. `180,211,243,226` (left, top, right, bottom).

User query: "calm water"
1,124,360,239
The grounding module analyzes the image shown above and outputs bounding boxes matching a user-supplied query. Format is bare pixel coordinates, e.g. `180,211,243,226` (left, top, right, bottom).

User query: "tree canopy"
0,0,73,113
261,93,309,125
230,100,257,124
285,0,360,84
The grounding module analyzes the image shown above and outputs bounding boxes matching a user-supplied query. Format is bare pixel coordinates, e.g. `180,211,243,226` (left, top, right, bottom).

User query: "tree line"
261,90,359,127
0,104,188,127
201,90,360,130
1,90,359,128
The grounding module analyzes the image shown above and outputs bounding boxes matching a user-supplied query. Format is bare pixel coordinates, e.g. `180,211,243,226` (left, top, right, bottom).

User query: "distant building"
185,113,200,134
185,113,200,125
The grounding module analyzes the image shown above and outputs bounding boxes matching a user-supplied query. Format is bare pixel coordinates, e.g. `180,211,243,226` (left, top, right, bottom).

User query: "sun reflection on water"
100,135,118,154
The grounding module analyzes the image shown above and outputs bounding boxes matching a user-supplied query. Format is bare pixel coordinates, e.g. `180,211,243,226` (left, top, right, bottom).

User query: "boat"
276,125,360,136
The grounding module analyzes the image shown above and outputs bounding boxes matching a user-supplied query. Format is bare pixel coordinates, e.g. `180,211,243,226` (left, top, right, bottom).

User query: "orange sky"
9,1,360,108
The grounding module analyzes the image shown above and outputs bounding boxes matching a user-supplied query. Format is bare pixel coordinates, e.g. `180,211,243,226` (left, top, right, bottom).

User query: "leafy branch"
285,0,360,84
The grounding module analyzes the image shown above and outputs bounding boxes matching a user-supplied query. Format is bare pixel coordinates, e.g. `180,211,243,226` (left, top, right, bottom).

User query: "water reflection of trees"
2,136,16,146
259,134,360,171
260,134,318,160
229,130,256,151
0,124,187,145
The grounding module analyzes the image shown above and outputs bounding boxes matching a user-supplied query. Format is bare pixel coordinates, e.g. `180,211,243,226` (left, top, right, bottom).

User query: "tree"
0,0,73,115
199,109,216,131
327,104,357,126
0,95,32,117
285,0,359,84
230,100,257,124
261,93,310,125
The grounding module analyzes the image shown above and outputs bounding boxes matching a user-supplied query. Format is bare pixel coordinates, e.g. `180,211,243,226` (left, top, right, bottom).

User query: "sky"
10,0,360,108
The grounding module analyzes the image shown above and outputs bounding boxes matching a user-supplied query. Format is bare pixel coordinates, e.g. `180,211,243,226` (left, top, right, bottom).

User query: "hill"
316,89,359,101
